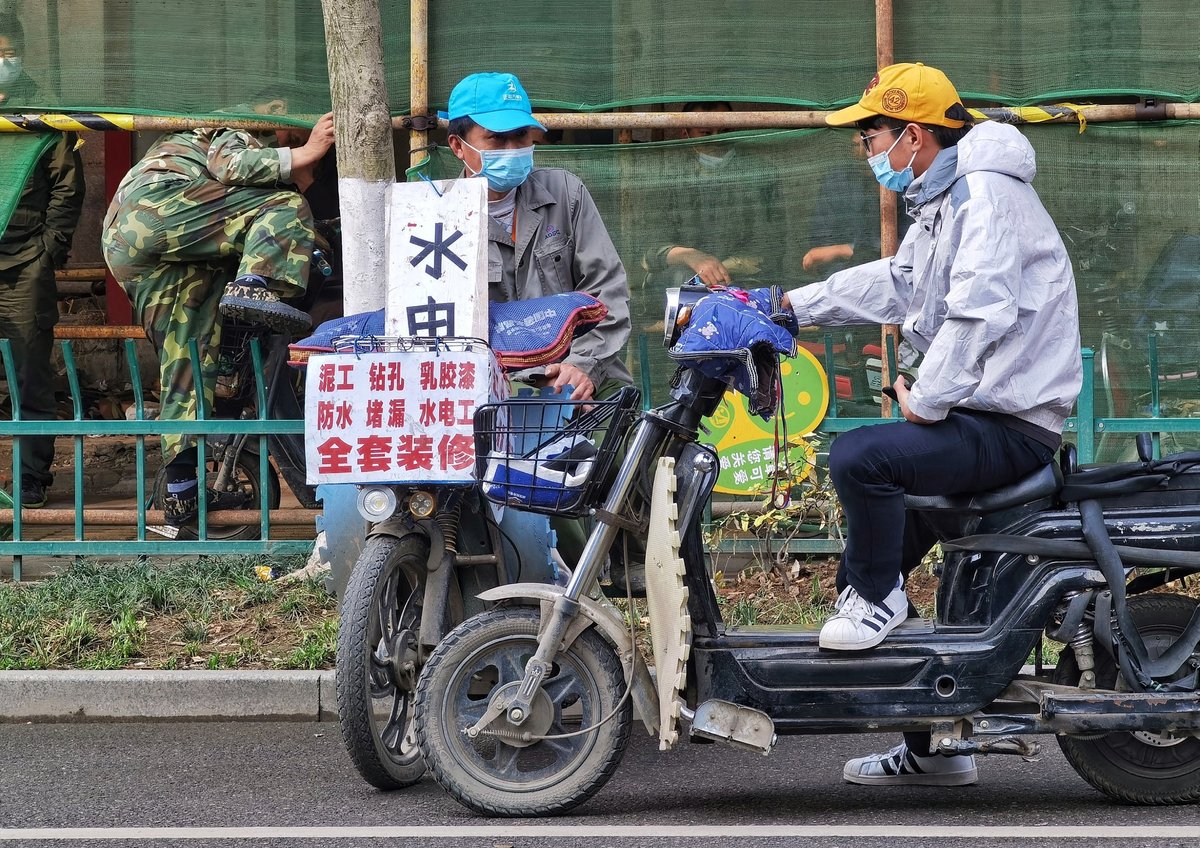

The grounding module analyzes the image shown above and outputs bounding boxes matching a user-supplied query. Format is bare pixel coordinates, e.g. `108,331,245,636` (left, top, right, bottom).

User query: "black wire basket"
473,386,641,517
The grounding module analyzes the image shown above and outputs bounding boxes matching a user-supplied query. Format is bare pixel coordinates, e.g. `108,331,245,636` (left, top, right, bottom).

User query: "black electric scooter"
413,287,1200,816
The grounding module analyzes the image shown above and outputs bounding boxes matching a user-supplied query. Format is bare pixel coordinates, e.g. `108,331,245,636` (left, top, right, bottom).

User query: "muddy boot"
219,274,311,335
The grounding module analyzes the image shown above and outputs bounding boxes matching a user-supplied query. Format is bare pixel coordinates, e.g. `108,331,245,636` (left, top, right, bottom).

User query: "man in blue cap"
443,71,638,591
443,72,631,403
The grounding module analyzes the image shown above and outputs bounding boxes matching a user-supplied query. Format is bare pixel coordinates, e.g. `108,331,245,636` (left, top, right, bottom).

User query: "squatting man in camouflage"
0,12,86,509
102,103,335,525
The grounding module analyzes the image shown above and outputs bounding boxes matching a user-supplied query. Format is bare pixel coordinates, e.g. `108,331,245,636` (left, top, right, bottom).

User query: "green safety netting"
414,120,1200,441
2,0,1196,120
0,132,55,233
3,0,1199,462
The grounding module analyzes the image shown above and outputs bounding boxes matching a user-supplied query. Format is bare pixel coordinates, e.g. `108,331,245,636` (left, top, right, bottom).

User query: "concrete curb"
0,670,337,723
0,665,1045,724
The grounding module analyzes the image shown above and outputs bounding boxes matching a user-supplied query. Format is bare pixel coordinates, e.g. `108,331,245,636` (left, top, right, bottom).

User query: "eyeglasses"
859,127,902,154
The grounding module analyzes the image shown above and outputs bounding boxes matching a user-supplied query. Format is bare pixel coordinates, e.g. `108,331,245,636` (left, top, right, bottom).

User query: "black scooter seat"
903,462,1062,514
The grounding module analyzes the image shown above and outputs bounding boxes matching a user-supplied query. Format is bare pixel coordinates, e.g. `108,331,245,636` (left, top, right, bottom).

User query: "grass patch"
0,555,337,670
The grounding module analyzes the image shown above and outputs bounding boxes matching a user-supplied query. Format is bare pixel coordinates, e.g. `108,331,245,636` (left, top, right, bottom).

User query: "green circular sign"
700,347,830,494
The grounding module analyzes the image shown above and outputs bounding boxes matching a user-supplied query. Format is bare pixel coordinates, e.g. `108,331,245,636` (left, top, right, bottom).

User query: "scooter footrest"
688,699,777,756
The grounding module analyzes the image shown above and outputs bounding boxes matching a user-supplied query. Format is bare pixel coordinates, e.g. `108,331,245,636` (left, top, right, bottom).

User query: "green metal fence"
721,336,1200,558
0,336,314,581
5,332,1200,575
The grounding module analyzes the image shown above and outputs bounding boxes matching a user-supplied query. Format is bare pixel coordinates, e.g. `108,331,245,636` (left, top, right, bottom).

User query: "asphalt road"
1,722,1197,847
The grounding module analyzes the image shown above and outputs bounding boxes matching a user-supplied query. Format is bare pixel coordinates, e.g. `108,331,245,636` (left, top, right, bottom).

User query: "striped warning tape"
0,112,134,132
974,103,1089,132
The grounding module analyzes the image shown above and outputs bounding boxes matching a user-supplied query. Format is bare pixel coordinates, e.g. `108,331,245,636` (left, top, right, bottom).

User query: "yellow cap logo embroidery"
881,87,908,113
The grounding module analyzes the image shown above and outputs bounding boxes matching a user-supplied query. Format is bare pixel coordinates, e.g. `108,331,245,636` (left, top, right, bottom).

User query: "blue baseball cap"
439,72,547,133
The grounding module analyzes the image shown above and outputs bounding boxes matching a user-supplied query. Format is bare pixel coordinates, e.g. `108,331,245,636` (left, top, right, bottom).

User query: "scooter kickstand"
936,735,1040,760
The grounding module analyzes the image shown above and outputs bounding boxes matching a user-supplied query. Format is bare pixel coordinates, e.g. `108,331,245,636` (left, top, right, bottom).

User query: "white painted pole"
320,0,396,315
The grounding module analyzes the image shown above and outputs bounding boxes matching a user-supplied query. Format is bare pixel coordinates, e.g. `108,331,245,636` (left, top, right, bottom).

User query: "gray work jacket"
487,167,632,386
788,122,1081,435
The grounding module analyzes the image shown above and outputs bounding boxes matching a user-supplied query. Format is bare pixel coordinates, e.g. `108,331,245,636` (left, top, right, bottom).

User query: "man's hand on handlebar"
744,285,799,336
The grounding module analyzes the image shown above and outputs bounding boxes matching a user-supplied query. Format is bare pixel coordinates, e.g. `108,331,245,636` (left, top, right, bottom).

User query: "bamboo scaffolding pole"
3,103,1198,134
0,508,317,526
409,0,429,170
52,324,145,339
875,0,901,419
56,266,108,281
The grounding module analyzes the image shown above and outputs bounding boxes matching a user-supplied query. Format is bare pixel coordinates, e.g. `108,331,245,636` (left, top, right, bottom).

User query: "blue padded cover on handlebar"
287,292,606,371
667,290,797,417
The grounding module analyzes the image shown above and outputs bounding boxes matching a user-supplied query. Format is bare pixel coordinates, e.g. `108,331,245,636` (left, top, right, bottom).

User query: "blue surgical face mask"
0,57,23,87
868,132,917,192
460,138,534,192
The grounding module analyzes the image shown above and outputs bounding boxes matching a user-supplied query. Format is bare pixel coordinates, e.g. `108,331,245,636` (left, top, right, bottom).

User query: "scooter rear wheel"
336,534,430,789
415,606,632,817
1055,593,1200,804
151,450,281,541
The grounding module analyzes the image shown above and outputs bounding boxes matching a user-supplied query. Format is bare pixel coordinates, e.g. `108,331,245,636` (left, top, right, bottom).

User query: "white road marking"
2,825,1199,840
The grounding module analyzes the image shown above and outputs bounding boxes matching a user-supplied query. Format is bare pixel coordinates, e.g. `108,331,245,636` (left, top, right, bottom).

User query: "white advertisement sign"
385,177,489,340
304,347,506,485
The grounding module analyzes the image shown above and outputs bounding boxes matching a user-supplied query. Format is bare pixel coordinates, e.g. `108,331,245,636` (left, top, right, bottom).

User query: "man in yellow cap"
780,63,1081,785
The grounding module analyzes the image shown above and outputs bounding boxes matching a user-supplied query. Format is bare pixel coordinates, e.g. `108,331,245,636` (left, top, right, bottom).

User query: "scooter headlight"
356,486,398,521
407,490,437,519
662,280,712,348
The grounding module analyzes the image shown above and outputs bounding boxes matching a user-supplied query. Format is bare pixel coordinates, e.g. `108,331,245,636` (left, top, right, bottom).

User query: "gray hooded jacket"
787,122,1082,435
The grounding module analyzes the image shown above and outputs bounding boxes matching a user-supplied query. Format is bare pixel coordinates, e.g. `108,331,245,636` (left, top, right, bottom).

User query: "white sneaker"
843,743,978,786
819,583,907,650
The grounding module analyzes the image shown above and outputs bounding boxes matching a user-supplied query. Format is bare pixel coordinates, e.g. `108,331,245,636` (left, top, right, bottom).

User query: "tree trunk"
321,0,396,315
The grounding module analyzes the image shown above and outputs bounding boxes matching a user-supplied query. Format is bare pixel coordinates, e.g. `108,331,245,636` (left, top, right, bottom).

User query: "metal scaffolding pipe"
0,507,317,526
875,0,901,418
5,103,1198,134
56,279,104,297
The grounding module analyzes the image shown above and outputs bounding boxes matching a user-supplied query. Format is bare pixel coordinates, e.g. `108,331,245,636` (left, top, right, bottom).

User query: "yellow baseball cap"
827,62,967,128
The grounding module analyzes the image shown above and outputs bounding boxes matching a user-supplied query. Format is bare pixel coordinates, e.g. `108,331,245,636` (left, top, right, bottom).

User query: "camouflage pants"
102,178,314,460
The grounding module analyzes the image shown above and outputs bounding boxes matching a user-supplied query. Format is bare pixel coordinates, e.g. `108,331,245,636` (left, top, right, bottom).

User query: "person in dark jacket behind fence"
781,62,1082,786
0,12,85,509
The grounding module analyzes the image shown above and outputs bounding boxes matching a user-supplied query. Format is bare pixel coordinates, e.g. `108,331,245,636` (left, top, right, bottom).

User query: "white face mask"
0,57,22,87
696,148,736,169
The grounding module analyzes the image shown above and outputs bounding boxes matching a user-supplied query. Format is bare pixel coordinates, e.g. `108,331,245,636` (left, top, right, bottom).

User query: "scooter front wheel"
1055,593,1200,804
415,606,632,817
336,534,430,789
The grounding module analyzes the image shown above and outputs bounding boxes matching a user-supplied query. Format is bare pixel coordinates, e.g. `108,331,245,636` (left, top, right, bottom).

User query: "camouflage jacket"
120,127,293,191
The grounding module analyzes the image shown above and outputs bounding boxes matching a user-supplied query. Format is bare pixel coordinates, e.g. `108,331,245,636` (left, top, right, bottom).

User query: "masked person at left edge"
442,72,631,403
0,12,85,509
